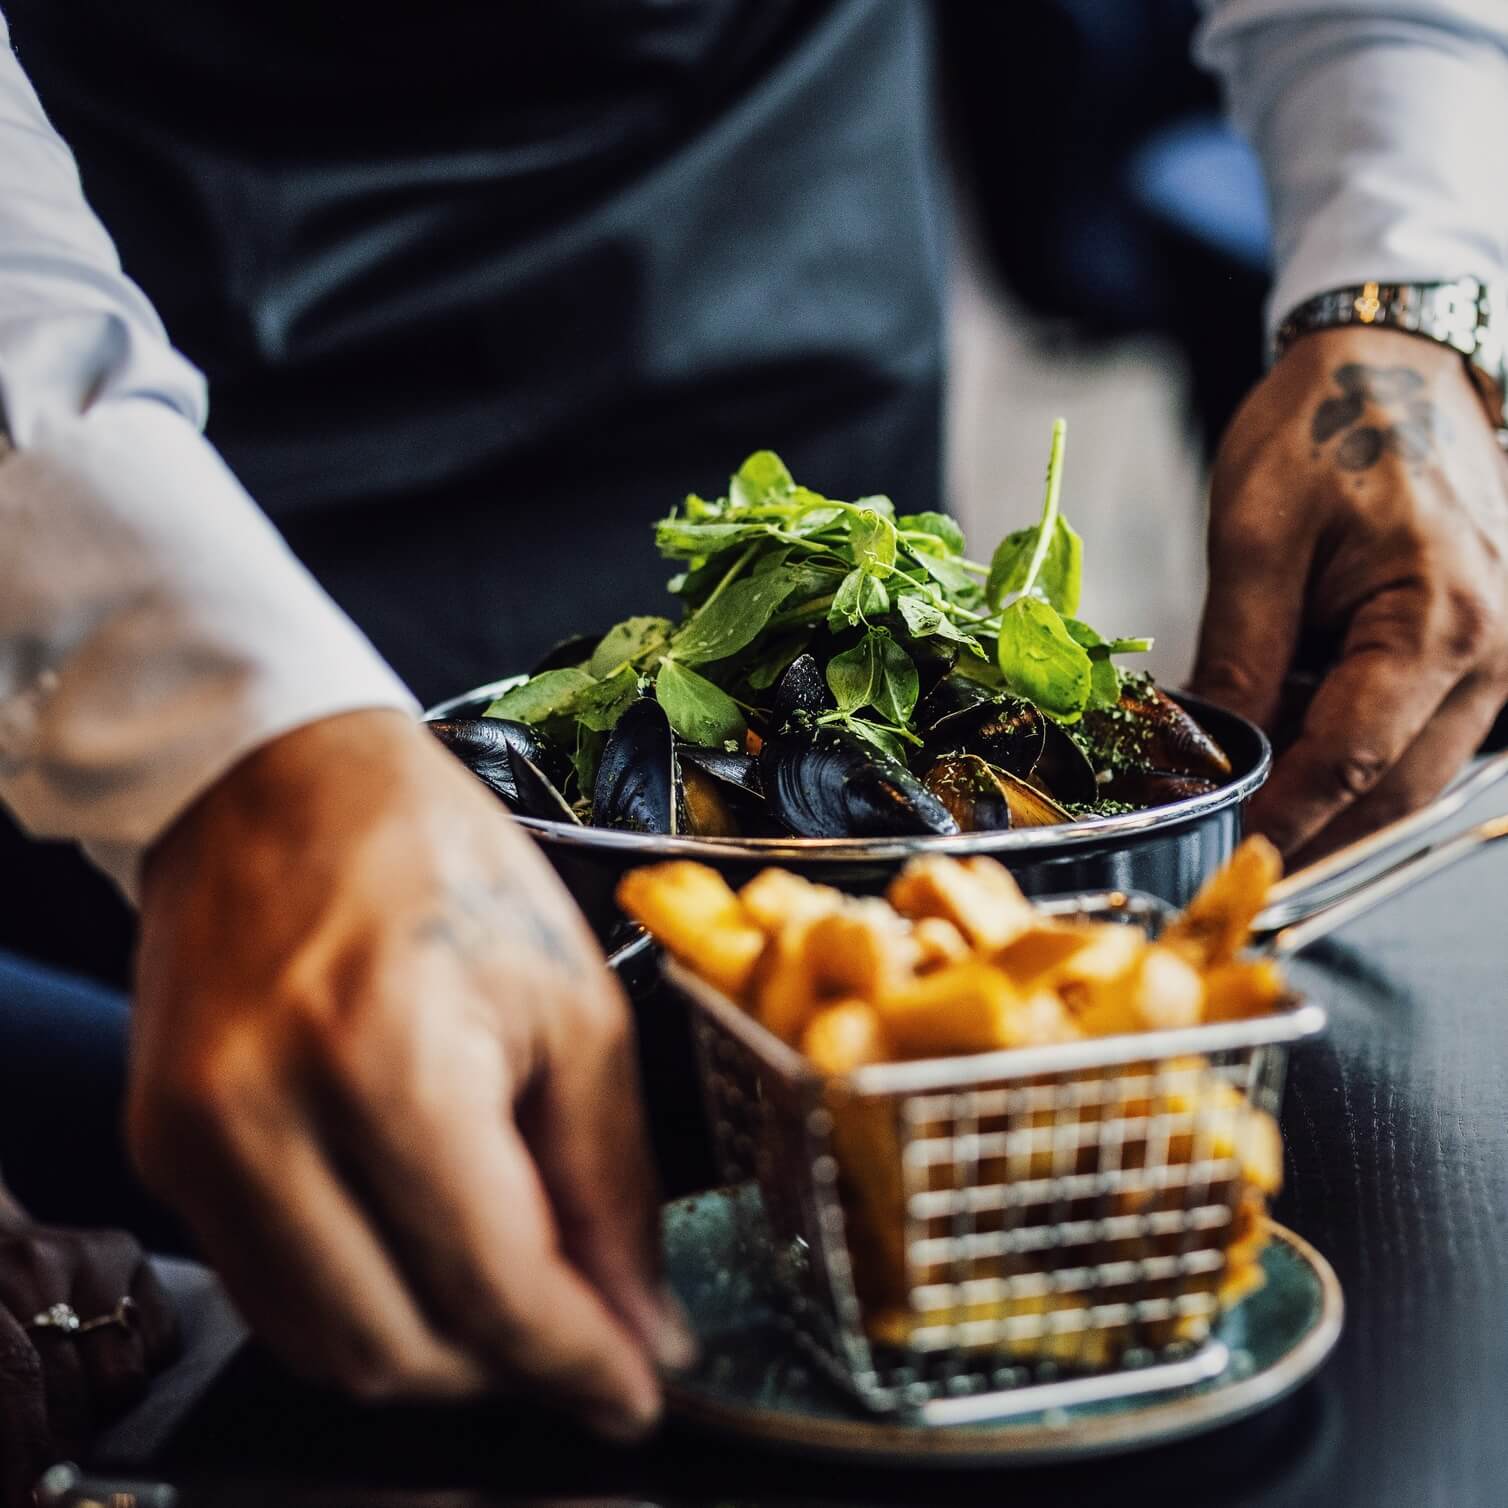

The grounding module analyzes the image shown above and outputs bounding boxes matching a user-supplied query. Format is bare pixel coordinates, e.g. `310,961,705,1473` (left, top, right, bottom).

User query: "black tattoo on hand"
1310,363,1446,473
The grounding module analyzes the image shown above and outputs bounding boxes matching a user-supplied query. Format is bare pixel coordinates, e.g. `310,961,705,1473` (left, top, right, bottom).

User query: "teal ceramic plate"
663,1188,1342,1464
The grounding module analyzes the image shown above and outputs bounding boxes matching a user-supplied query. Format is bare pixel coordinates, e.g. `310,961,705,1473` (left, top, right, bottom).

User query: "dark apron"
2,0,947,980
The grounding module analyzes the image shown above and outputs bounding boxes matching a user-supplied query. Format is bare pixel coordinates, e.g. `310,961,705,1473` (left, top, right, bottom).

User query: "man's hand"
1191,327,1508,860
129,710,690,1438
0,1186,178,1507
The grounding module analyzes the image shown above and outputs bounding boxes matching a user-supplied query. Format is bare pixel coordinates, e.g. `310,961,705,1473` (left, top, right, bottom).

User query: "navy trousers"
0,951,181,1248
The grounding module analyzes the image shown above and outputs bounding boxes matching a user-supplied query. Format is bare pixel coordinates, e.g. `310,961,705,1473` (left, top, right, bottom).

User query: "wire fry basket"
669,890,1327,1424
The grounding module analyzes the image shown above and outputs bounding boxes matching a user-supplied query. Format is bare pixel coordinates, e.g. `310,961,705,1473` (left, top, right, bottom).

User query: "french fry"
801,899,918,1001
1203,959,1287,1022
617,862,766,998
995,921,1098,988
1164,835,1282,968
912,916,971,971
1075,944,1205,1038
750,918,824,1044
802,1000,891,1075
739,867,845,934
888,855,1036,952
877,961,1077,1057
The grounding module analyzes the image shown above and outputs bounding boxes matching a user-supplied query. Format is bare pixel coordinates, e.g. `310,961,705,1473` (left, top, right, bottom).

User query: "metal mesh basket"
670,890,1327,1424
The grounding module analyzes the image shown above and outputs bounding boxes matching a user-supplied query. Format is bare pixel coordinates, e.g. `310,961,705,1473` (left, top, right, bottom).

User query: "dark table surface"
91,787,1508,1508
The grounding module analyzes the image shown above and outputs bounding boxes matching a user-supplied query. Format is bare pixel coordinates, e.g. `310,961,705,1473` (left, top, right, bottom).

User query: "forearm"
1199,1,1508,332
0,12,416,898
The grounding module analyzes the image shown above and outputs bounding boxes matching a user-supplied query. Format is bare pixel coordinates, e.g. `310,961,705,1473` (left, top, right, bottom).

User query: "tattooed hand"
129,710,691,1436
1192,326,1508,859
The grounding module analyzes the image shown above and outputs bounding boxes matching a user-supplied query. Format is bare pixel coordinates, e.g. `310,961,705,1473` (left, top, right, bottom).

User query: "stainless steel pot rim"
425,678,1272,863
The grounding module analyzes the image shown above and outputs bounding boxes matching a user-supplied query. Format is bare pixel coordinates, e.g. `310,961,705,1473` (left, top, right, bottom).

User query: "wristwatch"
1273,277,1508,451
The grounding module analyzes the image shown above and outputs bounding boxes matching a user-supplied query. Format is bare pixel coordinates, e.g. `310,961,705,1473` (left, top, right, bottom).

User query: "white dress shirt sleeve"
1198,0,1508,337
0,16,418,900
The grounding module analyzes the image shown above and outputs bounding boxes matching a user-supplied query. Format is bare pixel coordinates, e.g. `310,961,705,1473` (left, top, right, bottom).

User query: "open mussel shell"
922,753,1012,832
592,697,686,835
678,746,763,838
511,749,582,824
922,753,1076,832
763,726,959,839
1081,680,1233,782
426,717,570,806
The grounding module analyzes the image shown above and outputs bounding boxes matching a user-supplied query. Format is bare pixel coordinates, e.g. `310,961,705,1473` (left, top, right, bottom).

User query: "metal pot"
424,679,1272,940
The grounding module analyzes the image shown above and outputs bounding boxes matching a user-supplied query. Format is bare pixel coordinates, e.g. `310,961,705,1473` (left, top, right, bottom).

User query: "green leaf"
654,517,777,559
828,568,891,630
588,617,672,677
894,593,984,655
729,451,795,509
1103,636,1154,655
853,494,895,518
788,489,846,535
826,637,881,715
841,717,909,765
873,631,920,724
1062,617,1103,650
986,516,1082,615
995,597,1093,721
851,507,898,577
825,629,918,724
485,668,595,725
574,666,643,732
907,544,983,598
898,511,967,556
670,572,796,664
570,726,606,799
655,660,746,747
1088,657,1122,710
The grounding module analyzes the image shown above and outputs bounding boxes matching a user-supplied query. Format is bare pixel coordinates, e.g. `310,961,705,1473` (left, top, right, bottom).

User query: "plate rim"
664,1211,1343,1466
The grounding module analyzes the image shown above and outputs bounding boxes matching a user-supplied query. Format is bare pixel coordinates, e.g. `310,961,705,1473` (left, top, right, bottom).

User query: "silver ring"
28,1296,136,1337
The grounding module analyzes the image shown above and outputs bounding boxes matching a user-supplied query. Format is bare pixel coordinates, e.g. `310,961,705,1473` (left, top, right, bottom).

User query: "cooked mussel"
922,754,1012,832
426,717,570,806
1101,770,1221,807
593,697,686,835
922,753,1075,831
679,747,763,838
763,727,960,839
1080,678,1232,782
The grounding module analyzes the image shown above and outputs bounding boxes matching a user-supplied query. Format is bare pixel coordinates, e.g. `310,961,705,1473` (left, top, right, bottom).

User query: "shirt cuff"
0,398,418,901
1198,9,1508,338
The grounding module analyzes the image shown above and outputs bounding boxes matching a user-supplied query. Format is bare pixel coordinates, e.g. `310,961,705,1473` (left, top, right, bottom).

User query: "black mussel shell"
1101,769,1221,808
922,754,1013,832
1080,680,1232,782
916,672,996,735
511,749,582,824
1036,721,1098,805
592,698,686,835
677,746,762,798
426,717,569,805
909,637,961,699
923,693,1047,781
763,727,959,839
769,653,835,731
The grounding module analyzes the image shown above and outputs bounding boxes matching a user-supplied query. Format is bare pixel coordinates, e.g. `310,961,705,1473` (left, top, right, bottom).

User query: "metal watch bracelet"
1273,278,1508,452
